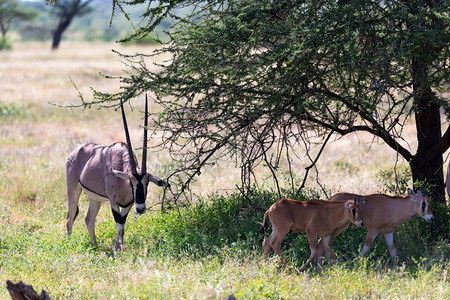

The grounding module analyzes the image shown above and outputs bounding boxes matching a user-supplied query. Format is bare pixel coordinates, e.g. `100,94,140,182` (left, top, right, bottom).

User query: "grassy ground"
0,42,449,299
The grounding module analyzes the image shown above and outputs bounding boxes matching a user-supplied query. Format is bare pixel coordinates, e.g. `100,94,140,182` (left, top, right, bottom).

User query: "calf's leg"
265,223,290,267
262,227,276,259
317,223,349,262
299,233,318,272
384,232,397,264
361,229,379,256
317,235,336,269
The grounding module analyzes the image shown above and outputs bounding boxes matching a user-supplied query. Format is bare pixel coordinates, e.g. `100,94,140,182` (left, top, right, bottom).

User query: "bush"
126,192,263,258
0,101,28,118
376,164,412,194
0,39,12,50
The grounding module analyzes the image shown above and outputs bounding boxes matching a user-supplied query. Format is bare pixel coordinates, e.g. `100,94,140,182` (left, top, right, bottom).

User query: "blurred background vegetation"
1,0,180,49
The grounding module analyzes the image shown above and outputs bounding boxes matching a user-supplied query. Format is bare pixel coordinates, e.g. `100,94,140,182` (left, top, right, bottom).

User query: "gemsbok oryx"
261,198,364,271
65,97,169,250
326,188,434,264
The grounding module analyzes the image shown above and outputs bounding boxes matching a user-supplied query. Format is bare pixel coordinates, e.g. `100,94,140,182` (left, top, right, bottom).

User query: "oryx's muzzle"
135,203,146,214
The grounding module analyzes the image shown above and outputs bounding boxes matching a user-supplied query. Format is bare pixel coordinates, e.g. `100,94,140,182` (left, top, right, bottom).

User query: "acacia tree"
0,0,37,49
50,0,93,50
92,0,449,205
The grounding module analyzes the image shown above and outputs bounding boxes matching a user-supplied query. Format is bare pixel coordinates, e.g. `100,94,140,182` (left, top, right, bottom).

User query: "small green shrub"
376,164,412,194
334,159,360,175
126,192,263,259
0,101,28,118
0,39,11,50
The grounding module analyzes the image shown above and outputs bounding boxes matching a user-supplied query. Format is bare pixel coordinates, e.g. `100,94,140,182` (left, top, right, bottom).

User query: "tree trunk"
52,28,63,50
410,155,445,203
410,56,446,204
52,17,71,50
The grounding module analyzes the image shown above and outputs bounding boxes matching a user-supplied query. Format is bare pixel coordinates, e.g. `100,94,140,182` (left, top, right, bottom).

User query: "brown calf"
261,198,364,271
326,188,433,264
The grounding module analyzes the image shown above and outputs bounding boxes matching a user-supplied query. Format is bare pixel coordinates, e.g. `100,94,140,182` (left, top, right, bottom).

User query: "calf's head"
408,187,434,223
114,96,169,214
345,197,365,227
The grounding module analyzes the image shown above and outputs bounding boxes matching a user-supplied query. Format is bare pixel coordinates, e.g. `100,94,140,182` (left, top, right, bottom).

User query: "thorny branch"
298,130,334,197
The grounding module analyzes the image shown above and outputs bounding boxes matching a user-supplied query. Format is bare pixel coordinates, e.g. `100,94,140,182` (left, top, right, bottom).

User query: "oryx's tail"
260,210,269,235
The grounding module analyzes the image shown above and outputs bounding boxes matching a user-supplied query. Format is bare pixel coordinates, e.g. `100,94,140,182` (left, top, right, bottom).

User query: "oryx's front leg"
111,203,133,250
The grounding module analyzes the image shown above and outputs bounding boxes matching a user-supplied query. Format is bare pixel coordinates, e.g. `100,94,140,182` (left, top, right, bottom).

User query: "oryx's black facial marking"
421,201,426,213
352,208,356,218
132,173,147,204
135,182,145,204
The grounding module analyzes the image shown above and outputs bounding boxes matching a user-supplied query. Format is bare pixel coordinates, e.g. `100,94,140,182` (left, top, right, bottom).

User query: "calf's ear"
408,188,420,202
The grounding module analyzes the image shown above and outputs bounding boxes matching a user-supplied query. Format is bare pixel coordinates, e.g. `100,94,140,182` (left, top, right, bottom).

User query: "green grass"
0,186,449,299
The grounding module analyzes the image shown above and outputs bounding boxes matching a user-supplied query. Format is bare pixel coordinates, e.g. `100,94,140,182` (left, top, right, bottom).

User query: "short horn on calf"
421,184,428,196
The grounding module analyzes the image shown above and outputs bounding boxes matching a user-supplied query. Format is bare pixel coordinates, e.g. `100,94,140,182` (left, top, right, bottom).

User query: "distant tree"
90,1,449,209
0,0,37,49
50,0,93,50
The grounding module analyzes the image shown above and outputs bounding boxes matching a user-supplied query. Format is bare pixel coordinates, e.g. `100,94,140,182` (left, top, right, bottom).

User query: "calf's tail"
260,210,269,235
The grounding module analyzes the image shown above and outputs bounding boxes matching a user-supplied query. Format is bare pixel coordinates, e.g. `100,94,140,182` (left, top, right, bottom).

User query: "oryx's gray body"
67,142,135,205
65,97,168,250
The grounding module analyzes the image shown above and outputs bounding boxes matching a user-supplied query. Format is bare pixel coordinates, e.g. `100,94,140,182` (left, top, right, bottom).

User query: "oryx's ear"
112,169,131,180
148,174,170,187
407,188,414,196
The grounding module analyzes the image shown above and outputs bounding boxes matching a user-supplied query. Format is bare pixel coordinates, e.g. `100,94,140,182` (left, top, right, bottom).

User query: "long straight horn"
141,94,148,174
120,97,137,175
